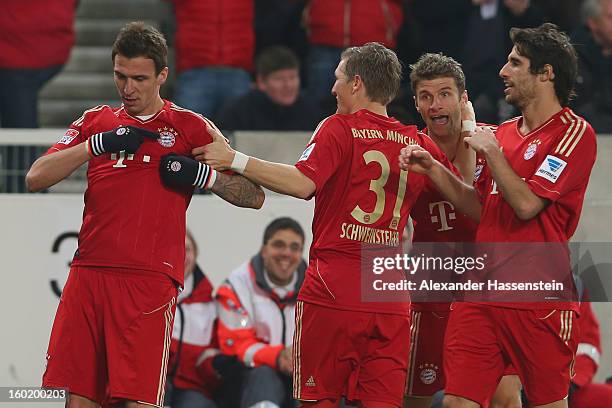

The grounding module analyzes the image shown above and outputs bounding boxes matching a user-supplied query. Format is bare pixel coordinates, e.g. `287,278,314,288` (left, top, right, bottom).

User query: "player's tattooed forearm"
211,172,265,209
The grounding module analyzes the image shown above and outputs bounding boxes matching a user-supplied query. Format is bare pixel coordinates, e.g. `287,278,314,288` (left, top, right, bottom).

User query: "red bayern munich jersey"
410,127,481,312
45,100,213,285
475,108,596,310
294,109,448,315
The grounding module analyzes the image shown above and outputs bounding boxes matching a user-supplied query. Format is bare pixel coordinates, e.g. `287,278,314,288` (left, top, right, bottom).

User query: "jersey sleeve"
294,116,349,194
185,114,215,152
527,122,596,202
45,110,92,155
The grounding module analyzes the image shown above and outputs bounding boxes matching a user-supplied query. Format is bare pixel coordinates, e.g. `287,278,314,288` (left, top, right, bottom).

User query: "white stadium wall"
0,132,611,397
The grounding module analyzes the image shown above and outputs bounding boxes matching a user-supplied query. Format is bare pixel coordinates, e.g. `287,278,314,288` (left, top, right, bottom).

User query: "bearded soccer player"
26,22,263,408
195,43,453,407
406,53,522,408
400,24,596,408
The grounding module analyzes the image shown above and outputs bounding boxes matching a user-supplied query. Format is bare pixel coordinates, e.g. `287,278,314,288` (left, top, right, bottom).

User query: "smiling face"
414,77,463,139
261,229,304,286
499,46,538,110
331,59,357,114
113,54,167,116
257,68,300,106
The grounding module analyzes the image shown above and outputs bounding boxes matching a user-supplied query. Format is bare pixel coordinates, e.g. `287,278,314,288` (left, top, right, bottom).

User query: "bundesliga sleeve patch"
58,129,79,145
535,155,567,183
298,143,316,162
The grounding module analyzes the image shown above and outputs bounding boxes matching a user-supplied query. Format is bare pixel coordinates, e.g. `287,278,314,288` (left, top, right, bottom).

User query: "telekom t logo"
429,201,456,232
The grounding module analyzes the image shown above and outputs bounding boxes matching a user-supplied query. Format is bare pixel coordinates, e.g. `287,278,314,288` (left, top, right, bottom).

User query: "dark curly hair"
112,22,168,75
509,23,578,106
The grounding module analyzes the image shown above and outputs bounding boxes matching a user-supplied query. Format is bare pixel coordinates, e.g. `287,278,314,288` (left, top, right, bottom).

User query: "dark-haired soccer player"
28,22,263,408
400,23,596,408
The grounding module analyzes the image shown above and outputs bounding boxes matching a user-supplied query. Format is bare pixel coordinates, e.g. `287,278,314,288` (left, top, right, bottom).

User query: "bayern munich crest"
170,161,181,172
419,364,438,385
524,139,541,160
157,126,178,147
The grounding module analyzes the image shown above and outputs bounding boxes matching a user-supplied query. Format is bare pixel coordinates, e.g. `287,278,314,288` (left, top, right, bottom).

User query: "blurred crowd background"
1,0,611,132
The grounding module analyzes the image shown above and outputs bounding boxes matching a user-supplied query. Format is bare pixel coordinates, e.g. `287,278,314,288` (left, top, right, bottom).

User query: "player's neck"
519,95,562,135
429,130,461,161
352,101,387,117
134,96,165,117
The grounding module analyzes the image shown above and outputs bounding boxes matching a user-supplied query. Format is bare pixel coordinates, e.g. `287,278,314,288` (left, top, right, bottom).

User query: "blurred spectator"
406,0,473,63
571,0,612,133
0,0,76,127
169,0,254,118
569,299,612,407
216,46,323,131
304,0,404,112
255,0,309,69
462,0,545,123
216,217,306,408
534,0,583,33
166,230,220,408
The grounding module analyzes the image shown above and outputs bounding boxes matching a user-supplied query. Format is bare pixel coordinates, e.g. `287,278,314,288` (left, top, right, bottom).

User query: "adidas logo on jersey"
305,376,316,387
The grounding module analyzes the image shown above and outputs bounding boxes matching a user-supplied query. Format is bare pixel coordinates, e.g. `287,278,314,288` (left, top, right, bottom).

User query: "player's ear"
461,90,468,103
157,66,169,86
352,75,362,94
413,95,419,111
540,64,555,82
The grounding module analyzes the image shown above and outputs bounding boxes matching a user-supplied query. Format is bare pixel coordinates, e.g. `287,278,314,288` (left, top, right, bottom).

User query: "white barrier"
0,194,313,391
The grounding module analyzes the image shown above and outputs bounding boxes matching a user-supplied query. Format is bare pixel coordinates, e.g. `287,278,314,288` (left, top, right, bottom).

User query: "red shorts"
444,303,577,407
42,266,178,407
292,301,411,407
405,309,450,397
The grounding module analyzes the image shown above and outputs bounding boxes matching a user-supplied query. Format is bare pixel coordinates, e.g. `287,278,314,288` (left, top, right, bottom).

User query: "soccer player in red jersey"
26,22,263,408
400,24,597,408
196,43,452,407
406,53,521,408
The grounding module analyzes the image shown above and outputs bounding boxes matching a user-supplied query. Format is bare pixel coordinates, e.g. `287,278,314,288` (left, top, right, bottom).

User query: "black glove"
160,154,215,190
87,125,159,156
211,354,243,379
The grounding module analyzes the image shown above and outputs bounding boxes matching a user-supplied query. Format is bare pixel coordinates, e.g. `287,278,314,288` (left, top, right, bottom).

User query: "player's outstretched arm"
26,142,90,192
400,145,482,221
159,154,265,209
192,122,316,199
210,172,265,209
465,127,548,220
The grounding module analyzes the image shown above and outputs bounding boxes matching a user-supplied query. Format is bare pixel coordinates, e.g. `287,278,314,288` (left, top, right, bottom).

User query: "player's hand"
192,121,235,171
159,154,215,190
399,145,435,174
87,125,158,156
460,97,475,123
464,126,500,154
277,347,293,375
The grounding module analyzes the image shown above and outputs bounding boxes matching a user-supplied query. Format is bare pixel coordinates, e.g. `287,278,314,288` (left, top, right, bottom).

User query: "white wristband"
230,151,250,174
462,120,476,133
205,169,217,190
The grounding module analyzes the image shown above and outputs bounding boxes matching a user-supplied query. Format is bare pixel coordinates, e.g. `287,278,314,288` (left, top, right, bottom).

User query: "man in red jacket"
168,0,254,118
304,0,404,111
